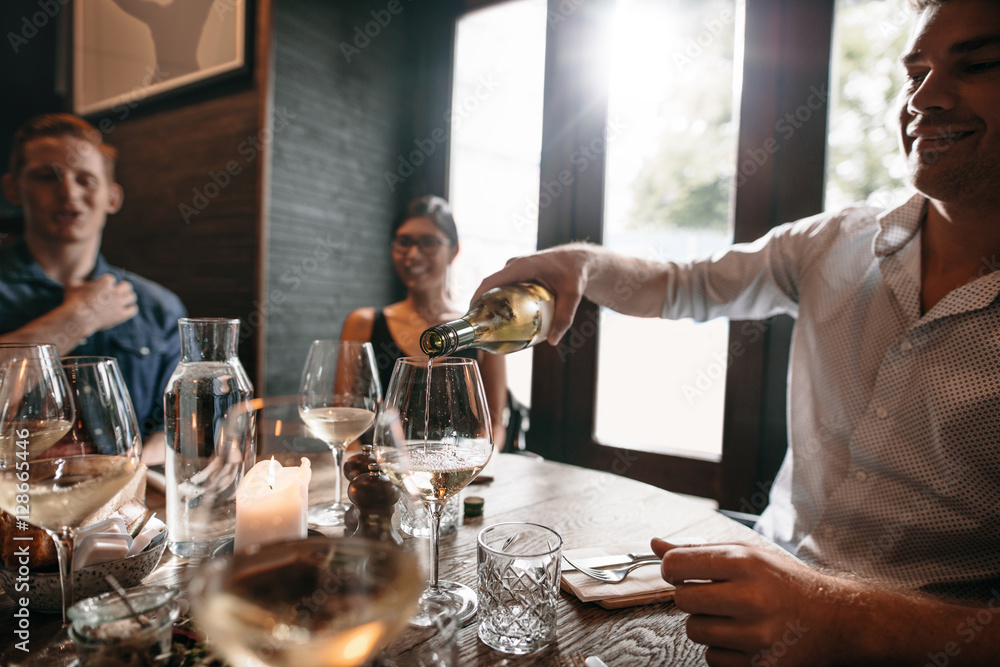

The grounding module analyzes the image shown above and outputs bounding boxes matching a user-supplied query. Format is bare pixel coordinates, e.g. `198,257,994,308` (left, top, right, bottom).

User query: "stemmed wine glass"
373,356,494,625
0,344,74,461
190,535,423,667
299,340,381,527
0,355,141,624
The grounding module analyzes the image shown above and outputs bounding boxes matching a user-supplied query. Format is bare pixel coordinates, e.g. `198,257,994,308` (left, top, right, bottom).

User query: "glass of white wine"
299,341,381,527
190,535,423,667
0,344,74,461
0,354,141,624
373,357,494,626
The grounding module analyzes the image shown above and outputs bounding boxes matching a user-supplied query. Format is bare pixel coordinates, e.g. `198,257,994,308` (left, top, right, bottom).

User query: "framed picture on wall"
73,0,247,116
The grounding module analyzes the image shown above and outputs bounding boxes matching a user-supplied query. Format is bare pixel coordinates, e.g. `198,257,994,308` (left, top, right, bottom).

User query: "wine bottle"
420,282,554,357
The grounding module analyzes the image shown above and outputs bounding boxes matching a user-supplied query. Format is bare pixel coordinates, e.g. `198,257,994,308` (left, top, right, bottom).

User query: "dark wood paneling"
408,0,463,198
717,0,833,510
100,89,263,382
0,1,64,220
528,0,613,464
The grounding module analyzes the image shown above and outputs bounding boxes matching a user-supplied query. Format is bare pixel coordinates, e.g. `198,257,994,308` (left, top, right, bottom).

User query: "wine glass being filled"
340,195,508,448
374,356,494,625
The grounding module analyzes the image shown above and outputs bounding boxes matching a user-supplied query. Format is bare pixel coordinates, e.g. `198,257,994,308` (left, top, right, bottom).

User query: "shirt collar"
91,252,114,279
874,192,1000,319
1,239,50,282
873,192,927,258
1,238,112,283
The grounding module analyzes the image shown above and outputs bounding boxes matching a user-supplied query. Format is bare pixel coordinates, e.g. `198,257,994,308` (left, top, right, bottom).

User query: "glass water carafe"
164,318,254,557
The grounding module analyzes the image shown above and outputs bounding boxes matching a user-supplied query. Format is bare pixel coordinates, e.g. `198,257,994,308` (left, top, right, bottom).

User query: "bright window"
448,0,547,406
595,0,742,459
825,0,911,210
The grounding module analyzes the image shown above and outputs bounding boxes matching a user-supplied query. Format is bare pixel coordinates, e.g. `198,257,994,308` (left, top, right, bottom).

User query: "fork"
562,554,661,583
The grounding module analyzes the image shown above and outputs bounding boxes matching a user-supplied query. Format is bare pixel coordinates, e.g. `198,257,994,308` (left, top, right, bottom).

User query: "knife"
561,552,659,572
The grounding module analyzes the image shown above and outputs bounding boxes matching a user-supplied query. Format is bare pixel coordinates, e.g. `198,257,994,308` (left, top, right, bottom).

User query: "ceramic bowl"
0,531,167,613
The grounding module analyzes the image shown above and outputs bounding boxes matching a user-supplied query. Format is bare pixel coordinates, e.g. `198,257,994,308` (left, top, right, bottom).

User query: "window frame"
451,0,836,507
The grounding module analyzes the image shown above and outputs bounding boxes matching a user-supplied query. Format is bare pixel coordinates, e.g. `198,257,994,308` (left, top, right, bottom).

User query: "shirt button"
824,527,835,539
876,407,888,419
855,470,868,482
900,339,913,351
139,346,150,356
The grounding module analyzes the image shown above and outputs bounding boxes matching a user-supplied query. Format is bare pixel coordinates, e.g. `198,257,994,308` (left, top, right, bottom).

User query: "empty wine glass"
373,357,493,625
299,341,381,527
0,355,141,625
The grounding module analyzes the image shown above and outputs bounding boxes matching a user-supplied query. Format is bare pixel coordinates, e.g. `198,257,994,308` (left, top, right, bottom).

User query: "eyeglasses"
392,235,451,253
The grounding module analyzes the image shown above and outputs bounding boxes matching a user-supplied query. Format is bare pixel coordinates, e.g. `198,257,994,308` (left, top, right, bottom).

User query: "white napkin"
560,545,673,604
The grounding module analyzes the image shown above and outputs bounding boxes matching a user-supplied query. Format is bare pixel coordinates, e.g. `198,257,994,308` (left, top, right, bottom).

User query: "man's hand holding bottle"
473,242,670,346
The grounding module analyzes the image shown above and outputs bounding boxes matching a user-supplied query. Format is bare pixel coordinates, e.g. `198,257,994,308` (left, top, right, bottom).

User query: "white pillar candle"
234,457,311,552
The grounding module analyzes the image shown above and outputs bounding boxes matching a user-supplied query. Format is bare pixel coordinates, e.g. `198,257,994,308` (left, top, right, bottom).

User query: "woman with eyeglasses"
341,195,508,448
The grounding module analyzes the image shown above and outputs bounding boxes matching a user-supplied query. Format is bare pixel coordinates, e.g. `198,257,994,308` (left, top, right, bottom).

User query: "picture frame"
73,0,247,117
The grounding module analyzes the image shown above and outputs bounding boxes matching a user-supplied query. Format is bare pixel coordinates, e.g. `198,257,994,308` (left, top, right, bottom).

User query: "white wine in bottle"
420,282,554,357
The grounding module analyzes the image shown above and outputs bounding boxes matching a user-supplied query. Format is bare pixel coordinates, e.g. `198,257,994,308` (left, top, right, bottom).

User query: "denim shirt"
0,240,186,438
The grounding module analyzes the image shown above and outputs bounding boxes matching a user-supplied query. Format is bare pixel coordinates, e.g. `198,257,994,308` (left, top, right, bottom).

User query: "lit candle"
234,457,311,552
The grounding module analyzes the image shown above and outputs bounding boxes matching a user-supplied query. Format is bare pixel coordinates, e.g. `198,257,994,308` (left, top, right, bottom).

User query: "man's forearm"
475,242,672,344
830,577,1000,665
0,304,96,354
577,243,671,318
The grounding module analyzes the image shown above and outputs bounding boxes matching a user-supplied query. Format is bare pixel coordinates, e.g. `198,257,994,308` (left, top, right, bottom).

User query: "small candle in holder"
234,457,311,552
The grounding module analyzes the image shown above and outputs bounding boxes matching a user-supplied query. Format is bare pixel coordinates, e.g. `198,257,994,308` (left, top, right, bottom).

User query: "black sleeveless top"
368,310,477,393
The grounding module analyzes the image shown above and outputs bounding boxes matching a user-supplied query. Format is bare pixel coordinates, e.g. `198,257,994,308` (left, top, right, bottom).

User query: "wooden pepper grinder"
343,444,376,480
347,463,404,546
343,445,377,533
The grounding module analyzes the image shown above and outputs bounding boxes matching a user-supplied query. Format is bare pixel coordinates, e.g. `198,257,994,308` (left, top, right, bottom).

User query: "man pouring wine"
475,0,1000,664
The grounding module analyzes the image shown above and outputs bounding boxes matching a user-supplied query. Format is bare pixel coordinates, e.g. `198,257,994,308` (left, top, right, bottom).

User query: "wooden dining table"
1,452,783,666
